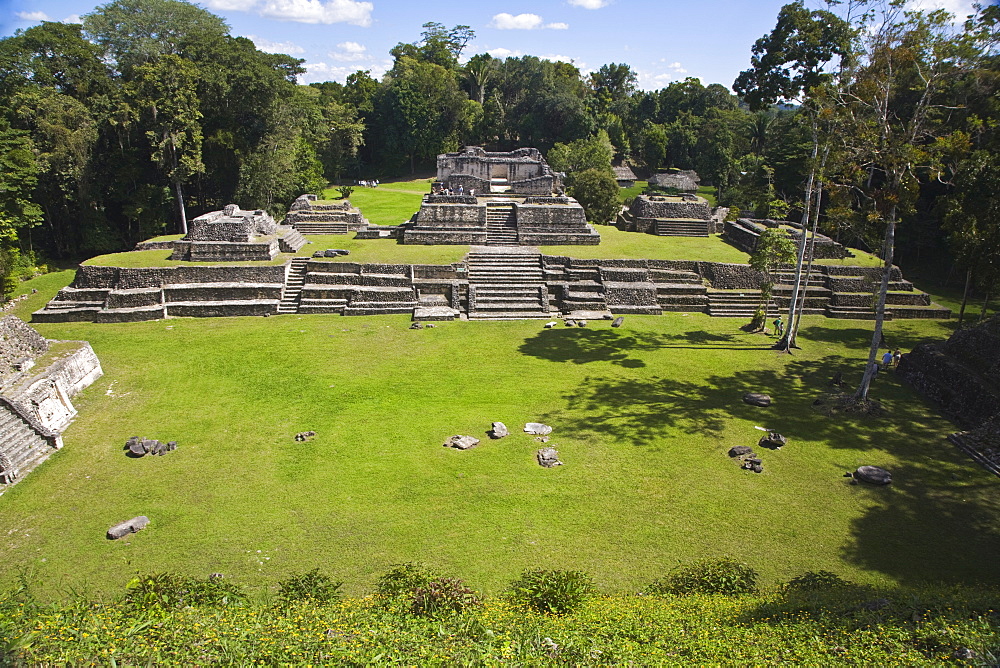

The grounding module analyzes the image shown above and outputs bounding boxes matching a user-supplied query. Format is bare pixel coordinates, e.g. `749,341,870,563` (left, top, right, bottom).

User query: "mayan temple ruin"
402,147,601,246
0,315,102,487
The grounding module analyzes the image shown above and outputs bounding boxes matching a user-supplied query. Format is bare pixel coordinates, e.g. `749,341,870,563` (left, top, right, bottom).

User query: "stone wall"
629,195,711,220
1,315,49,377
698,262,765,290
897,314,1000,429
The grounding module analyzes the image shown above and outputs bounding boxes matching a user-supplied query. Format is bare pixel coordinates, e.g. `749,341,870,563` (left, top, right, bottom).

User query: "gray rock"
577,320,587,327
126,436,145,456
444,435,480,450
751,462,763,473
524,422,553,436
409,322,424,330
612,317,625,328
854,465,892,485
758,432,787,449
743,393,772,407
537,447,563,467
489,421,509,439
729,445,753,457
544,321,557,329
535,436,550,443
565,319,576,327
294,431,316,441
107,516,149,540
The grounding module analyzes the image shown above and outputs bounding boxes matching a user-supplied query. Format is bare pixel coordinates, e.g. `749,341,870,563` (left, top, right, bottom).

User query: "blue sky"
1,0,983,90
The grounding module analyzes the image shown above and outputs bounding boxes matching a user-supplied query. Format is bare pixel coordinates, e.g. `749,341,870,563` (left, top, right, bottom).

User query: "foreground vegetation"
2,568,997,665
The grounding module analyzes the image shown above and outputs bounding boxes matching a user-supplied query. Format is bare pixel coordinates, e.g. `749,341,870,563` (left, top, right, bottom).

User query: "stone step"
293,222,349,234
93,305,165,323
468,311,550,320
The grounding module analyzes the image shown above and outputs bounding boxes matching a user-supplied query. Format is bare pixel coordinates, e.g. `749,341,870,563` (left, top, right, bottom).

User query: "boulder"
444,435,479,450
537,447,563,467
758,432,787,449
294,431,316,441
544,321,558,329
409,322,424,330
126,436,145,456
612,316,625,328
564,319,576,327
728,445,753,457
524,422,553,436
743,393,772,407
489,421,509,439
854,465,892,485
577,320,587,327
107,516,149,540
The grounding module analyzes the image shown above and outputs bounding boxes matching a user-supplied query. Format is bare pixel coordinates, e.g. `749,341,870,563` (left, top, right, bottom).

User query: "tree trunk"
957,268,971,328
789,171,826,348
175,180,188,235
855,209,896,402
776,130,819,352
979,287,993,322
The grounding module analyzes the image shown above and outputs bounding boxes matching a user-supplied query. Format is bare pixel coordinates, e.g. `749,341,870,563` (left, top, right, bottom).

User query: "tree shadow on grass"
518,329,765,368
548,354,952,445
839,455,1000,587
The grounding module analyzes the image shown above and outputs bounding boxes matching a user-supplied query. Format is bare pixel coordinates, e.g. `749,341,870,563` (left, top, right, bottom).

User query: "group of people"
357,179,380,188
432,184,475,197
882,348,902,369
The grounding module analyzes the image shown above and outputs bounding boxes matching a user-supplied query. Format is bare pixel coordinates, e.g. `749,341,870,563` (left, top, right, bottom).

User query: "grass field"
2,270,998,601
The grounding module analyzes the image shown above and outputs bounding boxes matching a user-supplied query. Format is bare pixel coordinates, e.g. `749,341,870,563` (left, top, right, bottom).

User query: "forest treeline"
0,0,998,311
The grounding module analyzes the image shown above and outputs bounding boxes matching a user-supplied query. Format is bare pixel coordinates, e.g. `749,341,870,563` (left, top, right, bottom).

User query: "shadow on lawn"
545,353,950,445
518,328,765,367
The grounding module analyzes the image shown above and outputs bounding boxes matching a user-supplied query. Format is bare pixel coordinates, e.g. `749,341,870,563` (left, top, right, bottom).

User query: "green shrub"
648,557,758,596
409,577,481,617
375,562,437,600
337,185,354,199
508,569,595,615
124,573,245,609
784,570,853,591
276,568,342,605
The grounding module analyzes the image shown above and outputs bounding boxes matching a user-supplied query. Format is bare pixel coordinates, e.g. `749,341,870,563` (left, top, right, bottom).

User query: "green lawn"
543,228,750,263
323,176,430,227
3,272,997,600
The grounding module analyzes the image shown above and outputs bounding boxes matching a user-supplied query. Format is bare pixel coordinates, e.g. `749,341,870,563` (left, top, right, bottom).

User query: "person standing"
772,316,784,337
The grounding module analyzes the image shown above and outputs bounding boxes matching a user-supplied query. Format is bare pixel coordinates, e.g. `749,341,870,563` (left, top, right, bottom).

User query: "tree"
82,0,229,74
837,5,998,401
734,0,853,353
547,130,614,186
129,54,204,233
569,168,620,224
748,228,797,331
0,121,42,296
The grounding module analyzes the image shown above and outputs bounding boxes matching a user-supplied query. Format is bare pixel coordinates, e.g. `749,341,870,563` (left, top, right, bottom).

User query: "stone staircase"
706,290,772,318
654,219,710,237
290,219,349,235
466,248,550,319
0,398,58,486
650,268,709,311
278,257,309,314
278,227,309,252
486,202,518,246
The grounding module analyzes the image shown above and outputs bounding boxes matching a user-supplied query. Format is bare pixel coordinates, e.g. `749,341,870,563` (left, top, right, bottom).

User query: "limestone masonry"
0,315,102,488
169,204,308,261
401,147,600,246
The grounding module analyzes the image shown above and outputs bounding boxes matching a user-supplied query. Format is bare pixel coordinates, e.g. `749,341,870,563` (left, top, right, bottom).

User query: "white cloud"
299,59,387,84
329,41,368,61
247,35,306,54
568,0,609,8
667,61,687,74
204,0,260,10
636,64,694,90
204,0,373,25
260,0,373,25
546,22,569,30
62,14,82,23
491,13,543,29
16,11,51,21
487,47,522,59
908,0,977,21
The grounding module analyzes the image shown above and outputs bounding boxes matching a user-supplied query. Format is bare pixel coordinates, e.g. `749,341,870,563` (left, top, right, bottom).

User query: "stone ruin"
898,313,1000,475
285,194,369,235
170,204,308,261
649,169,700,192
620,194,718,237
402,147,600,246
0,315,102,487
724,218,848,260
